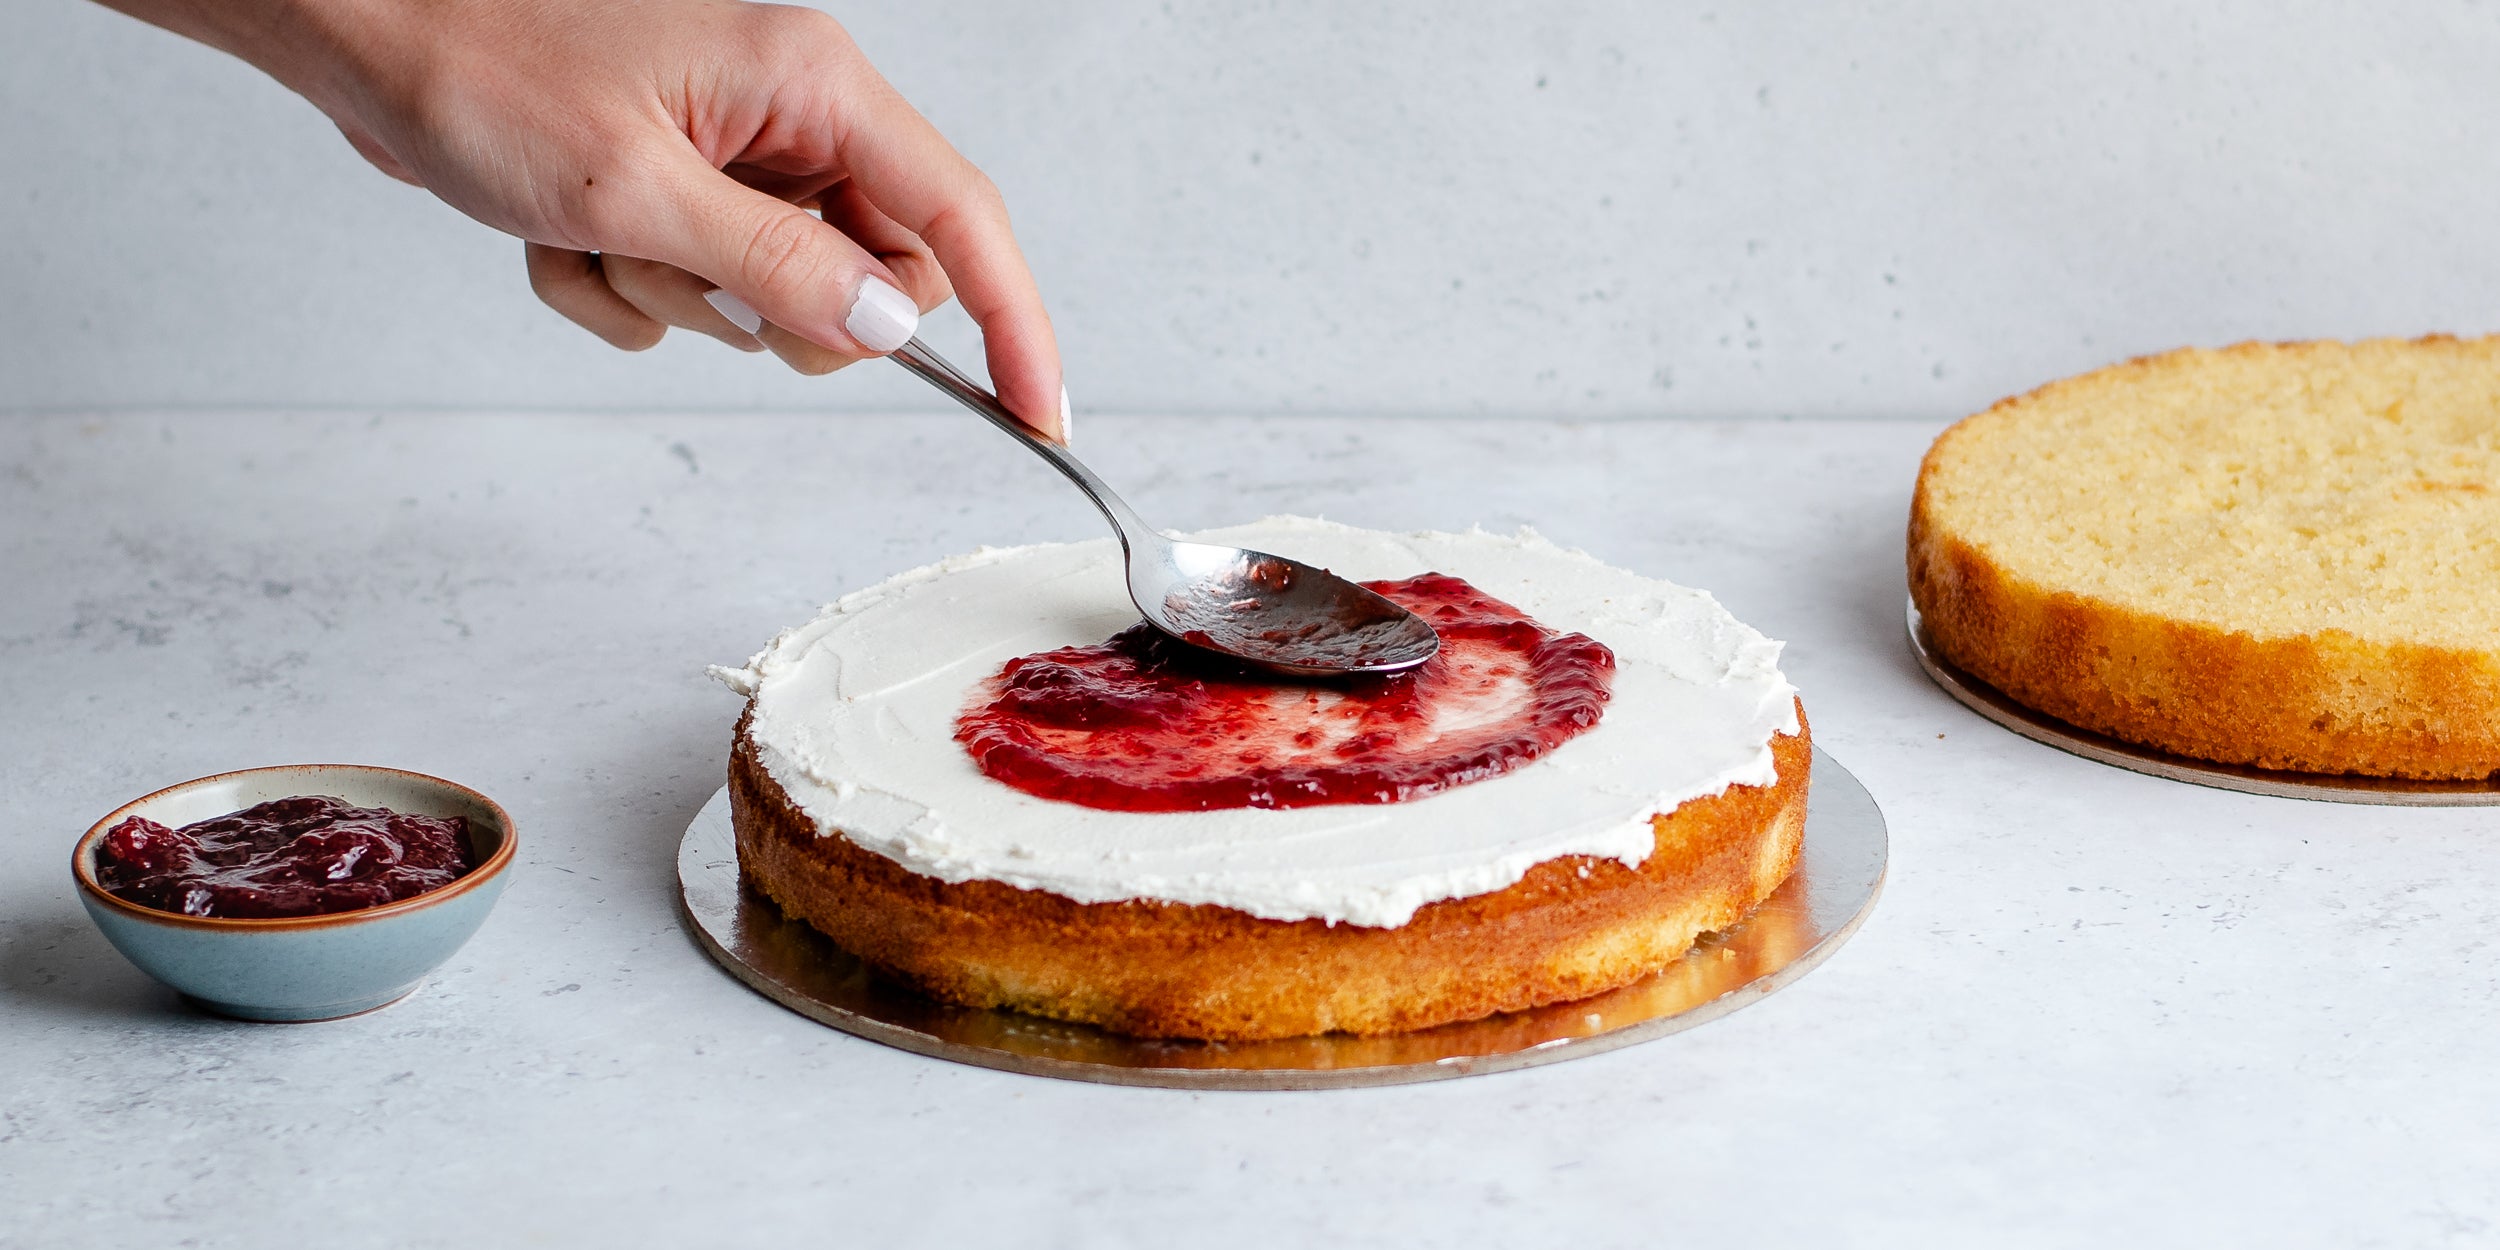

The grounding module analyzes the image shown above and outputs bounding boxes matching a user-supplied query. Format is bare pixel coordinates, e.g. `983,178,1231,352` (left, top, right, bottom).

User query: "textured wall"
5,0,2497,416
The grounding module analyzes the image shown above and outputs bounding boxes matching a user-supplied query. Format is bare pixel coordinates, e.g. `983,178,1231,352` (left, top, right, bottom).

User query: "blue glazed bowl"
72,764,516,1022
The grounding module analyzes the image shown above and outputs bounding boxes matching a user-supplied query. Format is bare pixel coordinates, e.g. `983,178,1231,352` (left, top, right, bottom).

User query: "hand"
94,0,1067,437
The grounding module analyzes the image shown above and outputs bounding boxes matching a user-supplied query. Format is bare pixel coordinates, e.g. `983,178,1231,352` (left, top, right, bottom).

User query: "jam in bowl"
72,764,516,1022
94,795,479,919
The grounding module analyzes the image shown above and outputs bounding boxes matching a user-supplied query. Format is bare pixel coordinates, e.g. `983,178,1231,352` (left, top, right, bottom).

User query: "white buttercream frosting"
713,516,1800,929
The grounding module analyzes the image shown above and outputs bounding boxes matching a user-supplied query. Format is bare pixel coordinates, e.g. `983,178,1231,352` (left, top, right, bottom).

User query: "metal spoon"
890,338,1440,677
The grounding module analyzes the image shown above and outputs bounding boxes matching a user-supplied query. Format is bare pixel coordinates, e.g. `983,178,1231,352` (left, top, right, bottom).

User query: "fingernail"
704,289,764,335
845,276,918,354
1058,385,1074,444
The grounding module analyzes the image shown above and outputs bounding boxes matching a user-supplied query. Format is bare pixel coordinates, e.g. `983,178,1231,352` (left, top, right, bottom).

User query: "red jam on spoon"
957,573,1615,812
94,795,476,919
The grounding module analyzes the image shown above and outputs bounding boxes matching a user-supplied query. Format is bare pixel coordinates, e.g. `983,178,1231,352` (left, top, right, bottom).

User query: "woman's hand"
94,0,1067,438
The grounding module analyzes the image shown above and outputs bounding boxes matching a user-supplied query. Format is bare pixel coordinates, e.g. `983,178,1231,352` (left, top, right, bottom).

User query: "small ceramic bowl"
72,764,516,1022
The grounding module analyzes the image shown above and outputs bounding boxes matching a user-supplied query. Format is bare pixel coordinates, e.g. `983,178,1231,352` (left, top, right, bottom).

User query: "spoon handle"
889,338,1157,545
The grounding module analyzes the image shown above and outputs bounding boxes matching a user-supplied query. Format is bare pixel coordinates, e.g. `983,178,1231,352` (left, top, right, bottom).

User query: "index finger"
833,78,1065,440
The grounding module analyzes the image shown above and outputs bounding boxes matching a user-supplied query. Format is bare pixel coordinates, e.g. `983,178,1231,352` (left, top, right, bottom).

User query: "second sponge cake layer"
1910,336,2500,780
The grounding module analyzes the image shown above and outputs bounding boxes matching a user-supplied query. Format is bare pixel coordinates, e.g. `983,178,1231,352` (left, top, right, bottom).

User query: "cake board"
1907,601,2500,807
676,747,1887,1090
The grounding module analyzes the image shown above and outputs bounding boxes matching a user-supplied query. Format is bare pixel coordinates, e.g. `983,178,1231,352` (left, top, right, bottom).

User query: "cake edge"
728,703,1813,1041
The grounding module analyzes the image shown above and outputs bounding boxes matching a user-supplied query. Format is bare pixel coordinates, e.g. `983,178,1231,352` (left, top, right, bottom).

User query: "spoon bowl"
1142,541,1441,676
891,340,1440,677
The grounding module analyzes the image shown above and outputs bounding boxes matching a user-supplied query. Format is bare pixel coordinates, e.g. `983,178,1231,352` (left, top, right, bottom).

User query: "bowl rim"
71,763,518,932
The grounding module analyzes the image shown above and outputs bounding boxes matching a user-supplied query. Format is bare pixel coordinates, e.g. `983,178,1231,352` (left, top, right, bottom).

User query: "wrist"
92,0,437,130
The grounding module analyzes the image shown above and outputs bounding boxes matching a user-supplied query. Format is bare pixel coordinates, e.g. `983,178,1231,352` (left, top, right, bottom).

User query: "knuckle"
946,172,1010,232
917,177,1012,254
526,248,593,305
526,264,567,305
748,4,856,68
736,210,830,298
596,253,663,298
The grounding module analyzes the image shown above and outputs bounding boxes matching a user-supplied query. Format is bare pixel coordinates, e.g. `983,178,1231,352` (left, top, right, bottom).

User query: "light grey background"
7,0,2497,417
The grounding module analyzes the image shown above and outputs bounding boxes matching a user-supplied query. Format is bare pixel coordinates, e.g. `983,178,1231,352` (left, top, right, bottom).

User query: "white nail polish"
1058,385,1074,444
704,289,763,335
845,277,918,354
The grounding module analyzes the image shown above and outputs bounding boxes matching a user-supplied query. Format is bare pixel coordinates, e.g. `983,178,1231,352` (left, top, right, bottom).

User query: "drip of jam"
94,795,476,919
957,573,1614,811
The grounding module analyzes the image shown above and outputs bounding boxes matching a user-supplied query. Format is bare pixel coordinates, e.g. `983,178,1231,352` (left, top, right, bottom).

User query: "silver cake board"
1908,600,2500,807
676,748,1887,1090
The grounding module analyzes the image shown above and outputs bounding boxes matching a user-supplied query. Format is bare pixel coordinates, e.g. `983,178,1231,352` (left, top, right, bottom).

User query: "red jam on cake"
957,573,1615,811
95,796,476,919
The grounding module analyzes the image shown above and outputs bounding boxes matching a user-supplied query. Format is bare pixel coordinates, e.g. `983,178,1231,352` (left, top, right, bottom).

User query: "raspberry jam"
93,796,476,919
957,573,1614,811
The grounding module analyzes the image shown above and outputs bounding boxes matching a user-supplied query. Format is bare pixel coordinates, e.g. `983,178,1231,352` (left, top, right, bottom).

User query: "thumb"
611,153,919,357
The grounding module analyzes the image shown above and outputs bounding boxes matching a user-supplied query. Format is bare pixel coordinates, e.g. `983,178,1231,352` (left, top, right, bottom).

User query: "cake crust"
730,704,1811,1041
1909,336,2500,780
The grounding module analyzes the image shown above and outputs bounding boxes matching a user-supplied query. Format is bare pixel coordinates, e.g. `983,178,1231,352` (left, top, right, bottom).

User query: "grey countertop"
5,412,2493,1247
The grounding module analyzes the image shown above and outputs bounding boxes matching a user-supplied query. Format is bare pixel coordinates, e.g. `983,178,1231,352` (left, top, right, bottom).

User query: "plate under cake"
717,517,1809,1041
1911,335,2500,780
